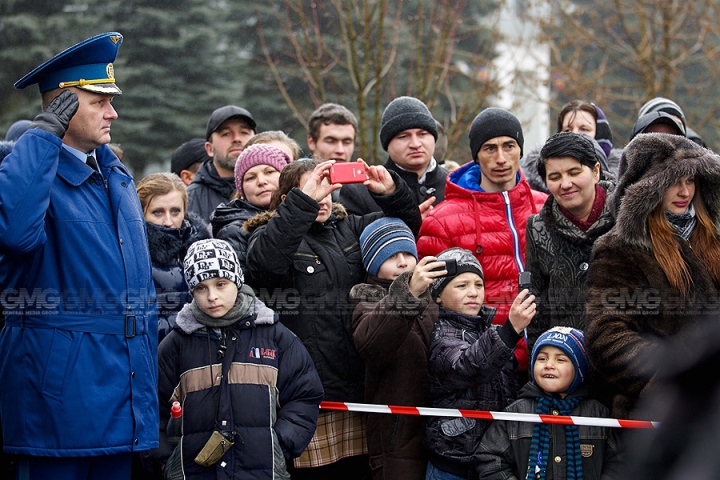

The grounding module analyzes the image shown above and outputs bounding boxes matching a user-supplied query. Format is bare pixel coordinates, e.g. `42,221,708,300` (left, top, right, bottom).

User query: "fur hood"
244,201,349,233
610,133,720,250
146,211,210,266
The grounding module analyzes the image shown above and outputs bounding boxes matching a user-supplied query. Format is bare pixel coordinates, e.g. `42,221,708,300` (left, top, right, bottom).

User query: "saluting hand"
28,89,79,139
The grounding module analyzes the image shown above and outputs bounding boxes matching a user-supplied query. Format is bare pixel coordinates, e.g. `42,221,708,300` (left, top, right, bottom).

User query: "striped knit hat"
359,218,417,277
531,327,588,395
638,97,687,133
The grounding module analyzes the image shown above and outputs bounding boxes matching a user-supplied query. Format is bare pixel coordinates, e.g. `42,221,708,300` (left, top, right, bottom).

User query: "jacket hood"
146,211,210,266
521,144,549,194
610,133,720,250
210,197,265,234
244,201,349,233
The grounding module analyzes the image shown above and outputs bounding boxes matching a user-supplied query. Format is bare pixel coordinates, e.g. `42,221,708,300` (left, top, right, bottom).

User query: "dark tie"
86,155,98,172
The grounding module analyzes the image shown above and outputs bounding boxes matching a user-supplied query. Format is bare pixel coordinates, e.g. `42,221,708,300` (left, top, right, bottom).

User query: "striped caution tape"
320,401,659,429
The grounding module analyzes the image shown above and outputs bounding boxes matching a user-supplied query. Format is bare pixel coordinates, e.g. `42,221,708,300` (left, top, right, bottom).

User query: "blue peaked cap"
15,32,123,95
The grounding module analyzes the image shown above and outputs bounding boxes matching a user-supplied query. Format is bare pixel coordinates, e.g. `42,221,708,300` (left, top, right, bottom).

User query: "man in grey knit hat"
338,96,448,219
418,107,546,372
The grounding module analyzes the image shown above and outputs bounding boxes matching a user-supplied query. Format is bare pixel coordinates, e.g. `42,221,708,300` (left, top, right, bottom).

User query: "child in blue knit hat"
477,327,622,480
351,217,448,480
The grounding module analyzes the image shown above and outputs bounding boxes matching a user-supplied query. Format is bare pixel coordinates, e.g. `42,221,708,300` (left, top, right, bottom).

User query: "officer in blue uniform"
0,33,159,479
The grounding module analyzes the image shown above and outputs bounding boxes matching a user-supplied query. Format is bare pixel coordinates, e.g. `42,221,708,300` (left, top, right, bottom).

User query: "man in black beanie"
418,107,547,372
338,96,448,218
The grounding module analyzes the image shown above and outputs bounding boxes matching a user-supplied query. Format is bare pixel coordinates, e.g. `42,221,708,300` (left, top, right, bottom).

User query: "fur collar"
146,212,210,266
610,134,720,250
244,202,349,233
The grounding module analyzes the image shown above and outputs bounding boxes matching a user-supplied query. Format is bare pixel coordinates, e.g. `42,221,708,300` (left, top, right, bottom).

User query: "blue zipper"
502,191,524,272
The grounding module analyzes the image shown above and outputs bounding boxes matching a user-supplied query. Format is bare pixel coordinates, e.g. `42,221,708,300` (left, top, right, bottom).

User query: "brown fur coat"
586,133,720,419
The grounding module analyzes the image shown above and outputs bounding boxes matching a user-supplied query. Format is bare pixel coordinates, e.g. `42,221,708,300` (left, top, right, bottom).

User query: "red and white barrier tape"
320,401,658,429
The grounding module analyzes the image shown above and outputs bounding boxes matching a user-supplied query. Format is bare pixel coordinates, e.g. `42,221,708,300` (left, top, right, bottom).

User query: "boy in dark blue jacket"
156,239,323,479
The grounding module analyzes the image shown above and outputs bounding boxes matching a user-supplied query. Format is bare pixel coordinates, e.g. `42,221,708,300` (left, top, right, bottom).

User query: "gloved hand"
28,89,79,139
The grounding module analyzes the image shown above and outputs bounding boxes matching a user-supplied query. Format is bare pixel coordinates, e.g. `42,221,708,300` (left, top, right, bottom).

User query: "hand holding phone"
430,258,457,277
518,271,532,297
328,162,368,184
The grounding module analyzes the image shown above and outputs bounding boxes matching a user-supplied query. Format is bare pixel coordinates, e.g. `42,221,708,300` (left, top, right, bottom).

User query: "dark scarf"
526,395,583,480
191,285,255,328
665,203,697,241
558,184,606,232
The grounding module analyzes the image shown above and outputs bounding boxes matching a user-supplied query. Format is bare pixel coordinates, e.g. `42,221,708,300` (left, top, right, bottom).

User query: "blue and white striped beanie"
531,327,588,394
359,218,417,277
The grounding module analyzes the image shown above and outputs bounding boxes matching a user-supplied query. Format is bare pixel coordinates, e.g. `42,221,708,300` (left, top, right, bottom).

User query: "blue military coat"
0,129,159,456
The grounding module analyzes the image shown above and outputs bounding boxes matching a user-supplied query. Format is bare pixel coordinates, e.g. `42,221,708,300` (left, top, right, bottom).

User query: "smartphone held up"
328,162,368,184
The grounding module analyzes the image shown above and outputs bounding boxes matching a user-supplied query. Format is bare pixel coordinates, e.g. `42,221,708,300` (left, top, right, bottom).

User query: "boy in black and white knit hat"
156,237,324,478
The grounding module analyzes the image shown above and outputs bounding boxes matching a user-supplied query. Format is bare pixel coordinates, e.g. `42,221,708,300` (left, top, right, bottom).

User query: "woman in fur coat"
585,133,720,420
137,173,210,342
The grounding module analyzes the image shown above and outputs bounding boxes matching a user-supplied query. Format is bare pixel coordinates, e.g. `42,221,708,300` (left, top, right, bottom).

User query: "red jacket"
417,162,546,369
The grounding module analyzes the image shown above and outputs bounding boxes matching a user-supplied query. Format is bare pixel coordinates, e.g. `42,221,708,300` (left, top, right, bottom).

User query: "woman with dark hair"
245,159,420,480
525,132,615,350
585,133,720,419
136,172,210,342
523,99,620,193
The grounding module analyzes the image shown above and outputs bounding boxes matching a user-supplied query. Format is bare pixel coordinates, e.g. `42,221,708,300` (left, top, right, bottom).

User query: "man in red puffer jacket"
418,108,546,371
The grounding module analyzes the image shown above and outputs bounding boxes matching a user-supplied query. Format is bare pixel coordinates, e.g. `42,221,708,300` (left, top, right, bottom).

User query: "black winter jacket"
524,181,615,349
187,160,236,223
338,158,448,215
245,173,421,402
477,383,623,480
211,198,265,283
425,307,521,479
146,212,210,343
157,295,324,480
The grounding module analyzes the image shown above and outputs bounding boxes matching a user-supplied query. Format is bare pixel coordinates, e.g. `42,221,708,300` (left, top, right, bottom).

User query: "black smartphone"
430,258,457,277
518,271,532,300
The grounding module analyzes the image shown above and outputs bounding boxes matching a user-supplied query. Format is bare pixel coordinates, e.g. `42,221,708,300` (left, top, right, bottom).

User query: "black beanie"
469,108,524,161
379,96,438,151
538,132,599,180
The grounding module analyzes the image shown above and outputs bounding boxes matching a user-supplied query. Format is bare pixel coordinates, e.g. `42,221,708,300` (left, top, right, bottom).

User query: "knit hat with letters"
531,327,588,394
183,239,244,291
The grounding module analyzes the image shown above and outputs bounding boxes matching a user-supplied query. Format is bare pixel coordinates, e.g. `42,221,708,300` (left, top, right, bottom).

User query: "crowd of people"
1,32,719,480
